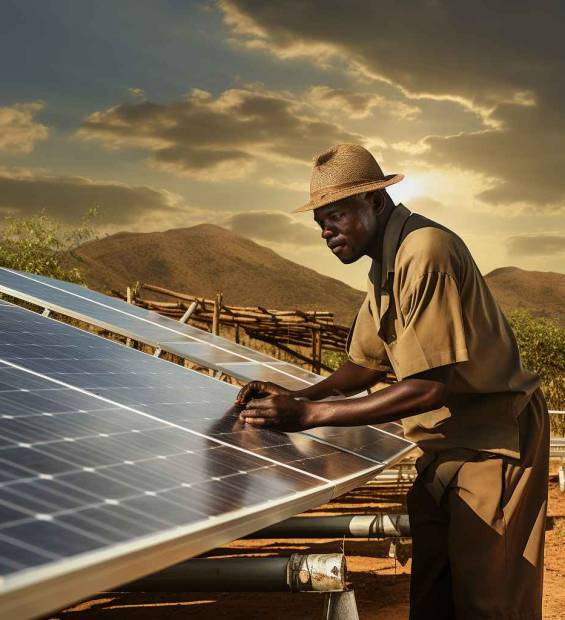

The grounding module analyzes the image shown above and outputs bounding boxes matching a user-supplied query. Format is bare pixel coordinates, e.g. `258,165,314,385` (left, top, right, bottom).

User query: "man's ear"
368,190,385,215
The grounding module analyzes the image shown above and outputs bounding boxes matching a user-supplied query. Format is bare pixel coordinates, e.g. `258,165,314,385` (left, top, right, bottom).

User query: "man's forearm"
292,360,386,401
307,375,448,427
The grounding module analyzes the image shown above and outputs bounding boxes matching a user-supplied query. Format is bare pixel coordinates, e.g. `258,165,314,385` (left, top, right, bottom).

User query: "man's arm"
235,360,386,406
240,366,453,432
297,360,387,399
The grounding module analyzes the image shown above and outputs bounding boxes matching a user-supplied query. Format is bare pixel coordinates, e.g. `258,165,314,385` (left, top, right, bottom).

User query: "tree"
0,210,96,284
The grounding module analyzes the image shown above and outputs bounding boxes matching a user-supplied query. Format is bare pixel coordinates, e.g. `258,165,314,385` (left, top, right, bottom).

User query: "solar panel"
0,269,411,453
0,268,323,388
0,301,412,619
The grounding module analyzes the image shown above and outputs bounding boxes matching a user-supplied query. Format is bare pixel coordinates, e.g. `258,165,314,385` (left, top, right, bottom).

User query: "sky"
1,0,564,290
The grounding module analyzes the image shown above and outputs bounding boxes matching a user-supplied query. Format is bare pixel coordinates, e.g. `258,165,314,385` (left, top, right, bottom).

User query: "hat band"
310,178,382,201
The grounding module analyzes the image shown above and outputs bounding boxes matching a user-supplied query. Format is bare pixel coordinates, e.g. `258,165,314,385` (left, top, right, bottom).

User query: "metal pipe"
373,470,415,482
115,553,346,593
246,514,410,539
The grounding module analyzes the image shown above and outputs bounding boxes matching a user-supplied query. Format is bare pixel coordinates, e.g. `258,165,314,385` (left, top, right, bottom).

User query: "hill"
64,226,565,327
64,224,365,324
484,266,565,326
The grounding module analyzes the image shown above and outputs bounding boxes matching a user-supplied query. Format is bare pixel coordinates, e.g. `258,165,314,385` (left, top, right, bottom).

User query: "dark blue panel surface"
0,302,385,587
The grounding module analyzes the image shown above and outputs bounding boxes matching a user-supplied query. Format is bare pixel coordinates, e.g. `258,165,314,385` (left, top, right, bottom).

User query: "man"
236,144,549,620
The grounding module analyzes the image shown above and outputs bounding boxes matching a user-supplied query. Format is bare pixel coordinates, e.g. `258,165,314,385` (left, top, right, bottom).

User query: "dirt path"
55,467,564,620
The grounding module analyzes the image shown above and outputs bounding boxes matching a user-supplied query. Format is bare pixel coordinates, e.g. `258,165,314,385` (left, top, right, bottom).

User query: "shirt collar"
379,202,411,289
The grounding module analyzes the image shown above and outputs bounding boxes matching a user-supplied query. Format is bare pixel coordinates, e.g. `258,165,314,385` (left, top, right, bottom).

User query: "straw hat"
293,143,404,213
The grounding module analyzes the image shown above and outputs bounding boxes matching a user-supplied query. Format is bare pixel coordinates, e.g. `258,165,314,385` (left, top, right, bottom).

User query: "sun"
387,174,425,203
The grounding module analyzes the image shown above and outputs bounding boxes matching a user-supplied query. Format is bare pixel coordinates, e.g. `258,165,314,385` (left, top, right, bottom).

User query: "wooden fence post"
212,292,223,336
126,287,133,347
311,327,322,373
315,328,322,373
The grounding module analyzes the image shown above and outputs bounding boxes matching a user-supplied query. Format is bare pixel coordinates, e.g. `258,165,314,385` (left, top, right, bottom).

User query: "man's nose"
321,226,335,239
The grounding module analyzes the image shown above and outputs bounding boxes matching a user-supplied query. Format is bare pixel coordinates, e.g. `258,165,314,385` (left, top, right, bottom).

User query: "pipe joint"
288,553,346,593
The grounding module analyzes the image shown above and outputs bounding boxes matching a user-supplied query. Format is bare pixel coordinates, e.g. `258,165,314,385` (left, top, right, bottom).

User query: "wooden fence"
112,282,350,373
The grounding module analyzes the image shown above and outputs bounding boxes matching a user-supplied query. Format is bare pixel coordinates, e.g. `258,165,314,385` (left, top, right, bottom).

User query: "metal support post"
41,308,51,318
323,590,360,620
179,301,197,324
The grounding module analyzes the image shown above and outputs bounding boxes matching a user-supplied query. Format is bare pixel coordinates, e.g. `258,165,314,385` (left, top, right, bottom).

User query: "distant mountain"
484,266,565,326
64,224,365,324
64,226,565,327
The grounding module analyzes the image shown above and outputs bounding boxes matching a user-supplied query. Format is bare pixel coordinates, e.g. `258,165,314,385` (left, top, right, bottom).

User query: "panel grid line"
0,358,331,484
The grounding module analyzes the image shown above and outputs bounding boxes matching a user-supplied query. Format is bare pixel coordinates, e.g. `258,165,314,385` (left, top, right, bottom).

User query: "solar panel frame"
0,301,414,620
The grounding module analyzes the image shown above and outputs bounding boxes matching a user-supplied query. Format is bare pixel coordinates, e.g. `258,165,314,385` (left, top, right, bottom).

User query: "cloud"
0,102,49,154
0,167,183,226
219,2,554,109
506,234,565,257
227,211,320,245
219,2,565,211
128,87,146,98
77,86,363,180
305,86,420,120
420,98,565,211
261,177,309,193
408,196,445,217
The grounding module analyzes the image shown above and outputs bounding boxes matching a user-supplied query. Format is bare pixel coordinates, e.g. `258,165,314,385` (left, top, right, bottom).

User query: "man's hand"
239,394,316,432
235,381,290,406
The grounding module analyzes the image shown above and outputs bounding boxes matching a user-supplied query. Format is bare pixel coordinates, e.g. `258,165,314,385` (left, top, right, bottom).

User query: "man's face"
313,193,378,264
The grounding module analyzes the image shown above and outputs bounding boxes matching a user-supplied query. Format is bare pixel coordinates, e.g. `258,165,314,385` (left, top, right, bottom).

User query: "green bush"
506,310,565,435
322,349,348,371
0,210,96,283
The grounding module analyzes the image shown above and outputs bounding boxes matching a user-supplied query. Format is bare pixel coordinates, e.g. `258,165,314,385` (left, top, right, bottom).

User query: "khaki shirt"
346,203,539,459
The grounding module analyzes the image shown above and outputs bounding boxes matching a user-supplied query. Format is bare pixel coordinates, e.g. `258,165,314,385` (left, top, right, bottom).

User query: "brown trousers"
407,390,549,620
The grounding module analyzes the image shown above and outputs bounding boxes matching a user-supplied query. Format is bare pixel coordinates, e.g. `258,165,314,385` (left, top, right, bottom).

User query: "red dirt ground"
54,463,564,620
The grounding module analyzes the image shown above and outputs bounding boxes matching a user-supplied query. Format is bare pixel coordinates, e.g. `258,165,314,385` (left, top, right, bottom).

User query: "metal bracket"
153,347,162,358
388,539,412,566
42,308,51,318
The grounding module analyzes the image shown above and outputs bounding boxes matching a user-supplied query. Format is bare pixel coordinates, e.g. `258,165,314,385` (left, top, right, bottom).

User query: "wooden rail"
112,282,350,373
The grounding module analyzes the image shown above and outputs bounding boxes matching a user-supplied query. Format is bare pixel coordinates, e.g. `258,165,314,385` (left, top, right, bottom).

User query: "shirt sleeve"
346,293,392,371
391,271,469,379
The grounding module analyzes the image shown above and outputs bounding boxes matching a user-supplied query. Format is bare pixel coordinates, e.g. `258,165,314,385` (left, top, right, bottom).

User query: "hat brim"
292,174,405,213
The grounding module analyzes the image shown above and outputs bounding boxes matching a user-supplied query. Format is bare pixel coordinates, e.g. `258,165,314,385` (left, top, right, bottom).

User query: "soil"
53,459,565,620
